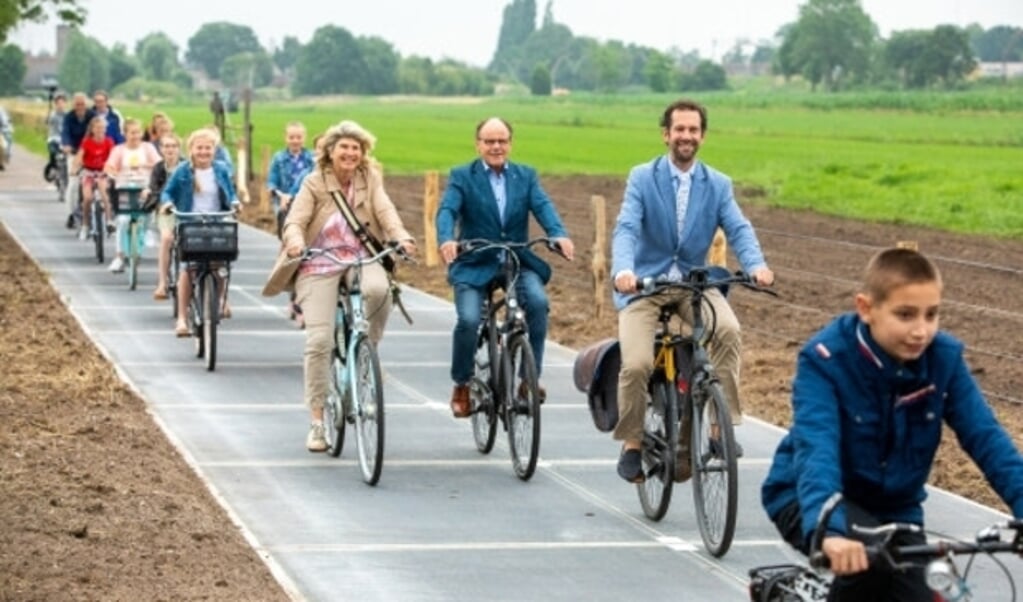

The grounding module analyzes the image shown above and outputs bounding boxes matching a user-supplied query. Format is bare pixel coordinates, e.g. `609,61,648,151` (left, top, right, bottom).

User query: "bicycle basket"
573,338,621,432
177,220,239,262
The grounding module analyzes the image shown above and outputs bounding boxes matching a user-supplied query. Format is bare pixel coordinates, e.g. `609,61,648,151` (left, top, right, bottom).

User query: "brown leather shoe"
450,384,471,418
516,381,547,403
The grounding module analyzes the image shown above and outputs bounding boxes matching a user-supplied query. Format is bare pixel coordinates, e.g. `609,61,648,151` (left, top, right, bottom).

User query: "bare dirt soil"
2,170,1020,600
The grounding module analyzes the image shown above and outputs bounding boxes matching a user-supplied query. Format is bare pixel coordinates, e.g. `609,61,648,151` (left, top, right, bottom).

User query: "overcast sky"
11,0,1023,66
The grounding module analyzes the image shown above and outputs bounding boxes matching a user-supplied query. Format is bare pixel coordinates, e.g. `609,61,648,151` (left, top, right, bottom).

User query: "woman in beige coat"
281,121,416,452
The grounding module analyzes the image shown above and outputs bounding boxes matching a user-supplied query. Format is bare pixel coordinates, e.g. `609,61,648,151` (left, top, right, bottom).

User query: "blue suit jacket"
610,156,767,309
436,159,568,288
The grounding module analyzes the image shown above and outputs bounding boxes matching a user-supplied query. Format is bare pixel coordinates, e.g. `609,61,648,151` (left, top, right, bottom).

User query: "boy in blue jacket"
761,247,1023,601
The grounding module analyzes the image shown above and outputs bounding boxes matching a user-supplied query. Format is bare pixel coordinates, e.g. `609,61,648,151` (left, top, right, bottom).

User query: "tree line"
0,0,1020,97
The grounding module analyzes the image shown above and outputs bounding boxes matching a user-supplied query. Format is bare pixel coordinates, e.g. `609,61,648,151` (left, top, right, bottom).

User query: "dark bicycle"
172,209,238,372
631,267,776,558
85,180,107,264
460,237,566,481
748,492,1023,601
300,243,413,486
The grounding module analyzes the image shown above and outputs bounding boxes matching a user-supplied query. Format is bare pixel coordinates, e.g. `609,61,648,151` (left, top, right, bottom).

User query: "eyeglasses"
478,138,510,146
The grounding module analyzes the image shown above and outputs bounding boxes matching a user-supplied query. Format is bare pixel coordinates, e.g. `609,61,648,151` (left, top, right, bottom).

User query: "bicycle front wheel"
93,206,104,264
638,378,677,521
128,220,139,290
324,354,347,458
202,272,218,371
351,335,384,485
504,334,540,481
691,380,738,557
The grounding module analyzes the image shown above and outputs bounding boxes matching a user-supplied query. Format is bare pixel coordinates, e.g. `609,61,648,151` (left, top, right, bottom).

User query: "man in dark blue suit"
436,117,575,418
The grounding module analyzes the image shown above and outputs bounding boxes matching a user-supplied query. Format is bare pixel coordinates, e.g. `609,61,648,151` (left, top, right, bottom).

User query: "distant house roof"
976,62,1023,78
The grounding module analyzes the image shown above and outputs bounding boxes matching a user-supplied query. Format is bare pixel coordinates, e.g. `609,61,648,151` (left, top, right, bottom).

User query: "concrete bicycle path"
1,148,1014,600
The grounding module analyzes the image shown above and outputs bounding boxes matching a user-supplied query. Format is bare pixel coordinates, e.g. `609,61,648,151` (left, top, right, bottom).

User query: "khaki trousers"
612,288,743,443
295,264,391,410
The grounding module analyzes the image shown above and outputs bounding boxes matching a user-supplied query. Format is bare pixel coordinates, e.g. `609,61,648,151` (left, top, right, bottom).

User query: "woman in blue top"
159,127,240,337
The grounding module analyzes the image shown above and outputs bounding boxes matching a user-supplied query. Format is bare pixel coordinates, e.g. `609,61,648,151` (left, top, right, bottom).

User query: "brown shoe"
450,384,471,418
516,381,547,403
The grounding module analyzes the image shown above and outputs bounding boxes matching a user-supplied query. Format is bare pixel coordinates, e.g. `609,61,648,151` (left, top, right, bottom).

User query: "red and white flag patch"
815,343,832,359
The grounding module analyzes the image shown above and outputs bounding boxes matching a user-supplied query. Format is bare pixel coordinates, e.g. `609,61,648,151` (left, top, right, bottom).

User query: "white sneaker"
108,256,125,273
78,226,89,241
306,422,328,452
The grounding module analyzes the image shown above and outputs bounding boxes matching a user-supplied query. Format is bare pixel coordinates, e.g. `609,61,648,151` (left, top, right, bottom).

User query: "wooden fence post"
423,171,440,267
590,195,608,319
235,143,249,204
259,144,271,212
707,228,728,266
896,240,919,251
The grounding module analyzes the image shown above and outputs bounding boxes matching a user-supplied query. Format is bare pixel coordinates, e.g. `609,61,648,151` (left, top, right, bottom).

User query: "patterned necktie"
676,172,691,240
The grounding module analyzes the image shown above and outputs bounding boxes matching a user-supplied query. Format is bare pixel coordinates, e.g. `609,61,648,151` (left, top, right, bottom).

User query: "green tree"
490,0,536,73
780,0,877,90
885,26,976,88
220,51,273,88
970,25,1023,62
0,44,26,95
679,60,728,91
398,56,434,95
0,0,85,43
514,21,574,84
185,22,263,77
136,33,179,81
591,41,627,92
643,50,673,92
58,31,109,95
292,25,367,95
273,36,302,76
358,36,399,94
108,43,138,90
530,62,551,95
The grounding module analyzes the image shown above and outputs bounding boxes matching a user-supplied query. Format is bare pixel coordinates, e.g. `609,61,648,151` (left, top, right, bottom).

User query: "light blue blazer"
611,156,767,309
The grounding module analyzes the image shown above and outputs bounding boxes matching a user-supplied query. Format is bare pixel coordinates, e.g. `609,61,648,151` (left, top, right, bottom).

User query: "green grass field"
10,90,1023,238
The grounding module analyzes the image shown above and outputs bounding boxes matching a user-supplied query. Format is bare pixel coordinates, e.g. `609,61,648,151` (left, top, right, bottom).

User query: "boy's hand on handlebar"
440,241,458,265
751,267,775,287
823,536,868,576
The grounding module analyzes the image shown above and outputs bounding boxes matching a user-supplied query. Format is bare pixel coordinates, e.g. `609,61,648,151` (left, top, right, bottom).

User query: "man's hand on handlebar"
553,237,574,261
439,241,459,265
613,271,638,295
751,266,775,287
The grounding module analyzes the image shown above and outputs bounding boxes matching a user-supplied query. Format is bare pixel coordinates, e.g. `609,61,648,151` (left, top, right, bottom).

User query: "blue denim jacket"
159,160,238,213
267,148,314,199
761,313,1023,544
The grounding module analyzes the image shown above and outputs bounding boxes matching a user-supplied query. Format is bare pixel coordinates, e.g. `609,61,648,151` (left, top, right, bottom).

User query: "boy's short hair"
862,248,942,303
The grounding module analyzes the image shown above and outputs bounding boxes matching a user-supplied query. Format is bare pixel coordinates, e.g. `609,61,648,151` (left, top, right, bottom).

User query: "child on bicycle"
76,115,115,240
146,133,182,301
159,127,240,337
761,247,1023,601
104,118,160,273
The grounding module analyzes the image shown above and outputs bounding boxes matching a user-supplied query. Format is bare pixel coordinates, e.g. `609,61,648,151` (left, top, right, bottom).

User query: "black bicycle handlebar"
632,267,778,301
456,236,566,258
808,493,1023,572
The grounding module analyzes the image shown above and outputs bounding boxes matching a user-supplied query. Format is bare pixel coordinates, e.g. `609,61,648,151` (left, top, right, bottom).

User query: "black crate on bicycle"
176,220,239,262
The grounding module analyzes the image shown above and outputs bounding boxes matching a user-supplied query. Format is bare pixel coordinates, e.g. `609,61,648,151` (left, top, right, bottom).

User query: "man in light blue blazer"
611,99,774,483
437,117,575,418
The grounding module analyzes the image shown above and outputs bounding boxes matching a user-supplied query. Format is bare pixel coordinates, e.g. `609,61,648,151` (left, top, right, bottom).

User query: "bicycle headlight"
924,560,963,599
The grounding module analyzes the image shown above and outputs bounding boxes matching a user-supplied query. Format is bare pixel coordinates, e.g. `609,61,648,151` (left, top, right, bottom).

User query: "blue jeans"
451,269,549,385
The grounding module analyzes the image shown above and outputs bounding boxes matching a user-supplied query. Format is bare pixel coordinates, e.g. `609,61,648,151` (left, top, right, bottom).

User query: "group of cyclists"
38,91,1022,601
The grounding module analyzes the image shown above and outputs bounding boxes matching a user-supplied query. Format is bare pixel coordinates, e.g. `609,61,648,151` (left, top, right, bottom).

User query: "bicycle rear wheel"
470,322,498,454
638,378,677,521
202,272,218,371
504,333,540,481
324,354,347,458
128,220,139,290
691,380,738,557
351,335,384,485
